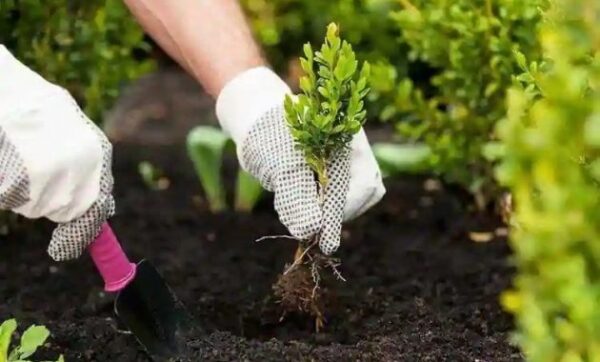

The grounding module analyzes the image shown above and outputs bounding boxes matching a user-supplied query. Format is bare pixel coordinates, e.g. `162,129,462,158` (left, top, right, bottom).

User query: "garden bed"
0,143,521,361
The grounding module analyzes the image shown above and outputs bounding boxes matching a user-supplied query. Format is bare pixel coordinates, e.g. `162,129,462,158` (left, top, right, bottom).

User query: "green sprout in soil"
187,126,264,213
187,126,230,213
234,169,264,213
0,319,64,362
275,22,370,331
138,161,170,191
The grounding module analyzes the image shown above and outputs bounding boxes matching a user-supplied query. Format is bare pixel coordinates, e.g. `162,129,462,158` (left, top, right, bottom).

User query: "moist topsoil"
0,144,522,362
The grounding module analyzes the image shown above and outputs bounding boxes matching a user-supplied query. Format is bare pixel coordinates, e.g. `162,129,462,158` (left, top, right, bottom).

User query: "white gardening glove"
216,67,385,255
0,45,114,261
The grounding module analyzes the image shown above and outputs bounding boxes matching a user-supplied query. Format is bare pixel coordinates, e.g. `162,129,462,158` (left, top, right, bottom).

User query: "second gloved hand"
216,67,385,255
0,45,115,261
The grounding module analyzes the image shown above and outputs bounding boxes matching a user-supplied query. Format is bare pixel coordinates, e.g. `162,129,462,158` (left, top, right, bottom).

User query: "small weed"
0,319,63,362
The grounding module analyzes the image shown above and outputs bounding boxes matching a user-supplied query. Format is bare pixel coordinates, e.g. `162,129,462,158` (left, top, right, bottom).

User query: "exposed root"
272,240,344,332
283,240,316,276
255,235,301,243
327,259,346,282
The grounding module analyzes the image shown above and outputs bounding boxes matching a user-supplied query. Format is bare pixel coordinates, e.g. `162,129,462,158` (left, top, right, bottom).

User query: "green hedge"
497,0,600,360
0,0,154,121
389,0,547,206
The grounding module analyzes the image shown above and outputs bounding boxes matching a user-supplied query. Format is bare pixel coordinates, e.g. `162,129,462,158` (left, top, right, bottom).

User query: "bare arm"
123,0,265,97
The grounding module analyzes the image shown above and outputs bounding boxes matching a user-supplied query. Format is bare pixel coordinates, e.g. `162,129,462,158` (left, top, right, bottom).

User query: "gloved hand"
0,45,115,261
216,67,385,255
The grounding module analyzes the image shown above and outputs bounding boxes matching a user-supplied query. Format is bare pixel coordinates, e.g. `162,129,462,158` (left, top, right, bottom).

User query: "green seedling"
138,161,169,191
234,169,264,213
284,23,370,188
276,22,370,331
186,126,263,213
372,142,431,177
0,319,64,362
187,126,230,213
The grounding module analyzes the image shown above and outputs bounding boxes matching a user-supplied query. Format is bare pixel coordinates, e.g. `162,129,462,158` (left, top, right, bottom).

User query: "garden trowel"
88,223,194,360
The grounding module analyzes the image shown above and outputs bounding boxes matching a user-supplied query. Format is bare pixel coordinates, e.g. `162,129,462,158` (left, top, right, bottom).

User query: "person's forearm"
123,0,265,97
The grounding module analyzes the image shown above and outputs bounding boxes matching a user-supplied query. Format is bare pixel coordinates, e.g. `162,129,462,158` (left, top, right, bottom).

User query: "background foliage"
243,0,549,207
241,0,403,71
0,0,154,121
389,0,548,206
497,0,600,360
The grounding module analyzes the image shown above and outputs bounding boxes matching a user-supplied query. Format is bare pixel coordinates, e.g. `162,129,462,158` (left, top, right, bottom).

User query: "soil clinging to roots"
273,243,344,331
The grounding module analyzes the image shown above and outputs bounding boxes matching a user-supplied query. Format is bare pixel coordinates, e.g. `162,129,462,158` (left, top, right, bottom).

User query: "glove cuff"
0,46,106,223
0,45,62,119
216,66,291,146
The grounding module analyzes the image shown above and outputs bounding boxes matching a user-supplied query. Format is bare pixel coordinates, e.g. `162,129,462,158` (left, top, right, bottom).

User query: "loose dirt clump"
272,245,333,330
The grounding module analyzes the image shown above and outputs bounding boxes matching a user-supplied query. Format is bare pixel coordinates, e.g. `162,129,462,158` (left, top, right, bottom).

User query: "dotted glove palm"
217,67,385,255
0,46,114,261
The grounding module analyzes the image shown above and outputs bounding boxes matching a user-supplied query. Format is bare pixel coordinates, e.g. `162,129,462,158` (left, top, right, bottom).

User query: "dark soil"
0,144,522,362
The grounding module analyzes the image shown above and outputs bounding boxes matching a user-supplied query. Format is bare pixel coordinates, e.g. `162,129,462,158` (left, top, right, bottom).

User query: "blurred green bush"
241,0,404,70
497,0,600,359
389,0,547,207
0,0,155,121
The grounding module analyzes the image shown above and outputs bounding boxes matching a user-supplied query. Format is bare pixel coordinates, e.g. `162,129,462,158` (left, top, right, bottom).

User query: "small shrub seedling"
186,126,264,213
276,23,370,330
0,319,63,362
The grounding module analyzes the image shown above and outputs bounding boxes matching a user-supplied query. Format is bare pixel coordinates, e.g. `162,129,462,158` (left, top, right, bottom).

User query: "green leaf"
300,58,311,74
373,143,431,177
186,126,231,213
517,72,534,83
17,325,50,359
482,142,506,161
514,49,528,70
234,170,263,213
360,61,371,79
326,23,339,44
485,82,499,97
317,86,329,98
299,77,312,94
584,113,600,146
303,42,313,60
0,319,17,360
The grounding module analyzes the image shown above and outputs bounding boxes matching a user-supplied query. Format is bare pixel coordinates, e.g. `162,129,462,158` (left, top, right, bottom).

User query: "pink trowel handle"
88,223,137,292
